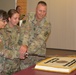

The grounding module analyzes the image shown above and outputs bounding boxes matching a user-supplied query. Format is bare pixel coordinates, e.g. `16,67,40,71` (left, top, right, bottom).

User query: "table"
13,65,76,75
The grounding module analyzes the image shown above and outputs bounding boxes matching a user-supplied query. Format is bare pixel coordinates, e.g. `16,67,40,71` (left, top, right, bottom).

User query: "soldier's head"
0,9,8,29
8,9,20,26
36,1,47,21
16,6,22,15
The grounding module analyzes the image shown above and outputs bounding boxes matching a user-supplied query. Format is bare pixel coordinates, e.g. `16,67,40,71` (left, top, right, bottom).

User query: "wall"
46,0,76,50
27,0,76,50
0,0,15,12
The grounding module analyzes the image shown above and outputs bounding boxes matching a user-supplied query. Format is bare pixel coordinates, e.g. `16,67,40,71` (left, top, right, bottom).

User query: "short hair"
0,9,8,22
16,6,21,10
16,5,20,10
37,1,47,6
8,9,19,18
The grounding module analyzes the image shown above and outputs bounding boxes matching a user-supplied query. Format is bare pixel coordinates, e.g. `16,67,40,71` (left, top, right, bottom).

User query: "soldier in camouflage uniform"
16,6,25,20
0,9,27,75
0,9,8,75
19,1,51,69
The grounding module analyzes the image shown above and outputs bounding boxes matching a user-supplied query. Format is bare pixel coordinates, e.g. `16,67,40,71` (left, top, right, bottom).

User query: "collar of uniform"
5,24,17,32
32,15,46,23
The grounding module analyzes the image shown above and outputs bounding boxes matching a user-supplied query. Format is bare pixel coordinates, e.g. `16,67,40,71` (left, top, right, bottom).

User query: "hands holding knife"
19,45,28,59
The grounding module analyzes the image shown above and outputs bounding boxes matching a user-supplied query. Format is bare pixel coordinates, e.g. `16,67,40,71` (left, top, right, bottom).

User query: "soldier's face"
17,7,22,14
0,19,7,28
9,13,19,26
36,4,47,21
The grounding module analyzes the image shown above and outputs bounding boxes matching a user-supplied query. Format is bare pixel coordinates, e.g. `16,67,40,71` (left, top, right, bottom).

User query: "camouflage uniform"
0,25,21,75
0,30,6,74
4,25,21,51
19,12,51,69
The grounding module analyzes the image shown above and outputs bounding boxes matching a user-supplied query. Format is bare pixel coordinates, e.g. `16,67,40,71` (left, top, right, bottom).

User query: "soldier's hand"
19,45,28,59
